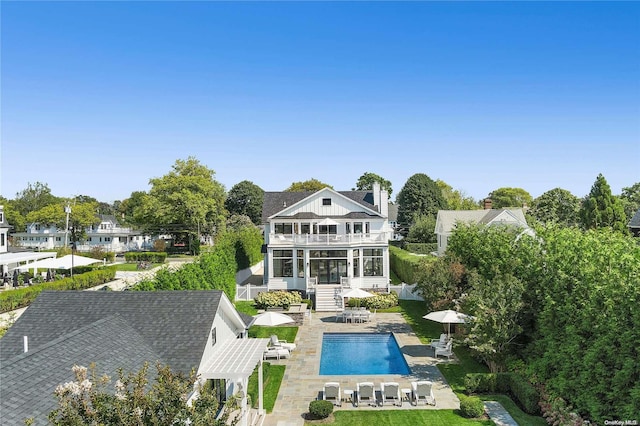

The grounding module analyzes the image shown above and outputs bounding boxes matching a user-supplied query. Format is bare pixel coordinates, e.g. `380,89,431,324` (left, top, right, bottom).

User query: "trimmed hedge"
0,268,117,313
464,372,539,415
405,242,437,255
389,245,422,284
125,252,167,263
459,395,485,418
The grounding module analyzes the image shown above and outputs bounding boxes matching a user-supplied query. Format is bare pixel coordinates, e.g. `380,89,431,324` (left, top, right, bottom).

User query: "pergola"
198,338,270,426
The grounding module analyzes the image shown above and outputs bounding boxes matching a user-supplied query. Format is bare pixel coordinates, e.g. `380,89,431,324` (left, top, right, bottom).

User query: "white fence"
236,284,268,301
389,283,423,301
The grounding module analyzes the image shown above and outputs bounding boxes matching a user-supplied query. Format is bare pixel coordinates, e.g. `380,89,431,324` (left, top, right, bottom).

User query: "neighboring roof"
0,291,223,374
0,316,162,426
238,311,255,328
436,209,529,234
629,208,640,229
388,203,398,222
262,189,377,223
97,214,118,224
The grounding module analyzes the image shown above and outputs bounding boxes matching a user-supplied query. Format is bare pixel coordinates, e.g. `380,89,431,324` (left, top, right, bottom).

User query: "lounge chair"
356,382,376,407
435,340,454,359
380,382,402,406
263,347,290,360
411,381,436,406
323,382,341,406
270,335,296,351
430,333,449,349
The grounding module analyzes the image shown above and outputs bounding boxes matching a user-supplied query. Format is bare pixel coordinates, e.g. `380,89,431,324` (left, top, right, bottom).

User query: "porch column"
258,359,264,415
239,377,248,426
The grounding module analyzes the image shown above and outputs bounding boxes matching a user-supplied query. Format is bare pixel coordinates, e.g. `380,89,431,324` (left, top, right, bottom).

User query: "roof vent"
283,201,287,207
23,336,28,353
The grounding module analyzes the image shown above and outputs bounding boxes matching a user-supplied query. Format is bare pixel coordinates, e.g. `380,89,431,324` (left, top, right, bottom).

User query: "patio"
262,312,460,426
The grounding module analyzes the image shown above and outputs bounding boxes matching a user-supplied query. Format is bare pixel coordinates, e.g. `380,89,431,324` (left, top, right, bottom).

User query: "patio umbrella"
423,309,472,337
17,255,101,271
252,311,295,326
340,288,375,308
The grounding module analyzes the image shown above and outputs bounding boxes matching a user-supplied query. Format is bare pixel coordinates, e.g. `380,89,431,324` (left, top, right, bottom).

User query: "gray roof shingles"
629,208,640,229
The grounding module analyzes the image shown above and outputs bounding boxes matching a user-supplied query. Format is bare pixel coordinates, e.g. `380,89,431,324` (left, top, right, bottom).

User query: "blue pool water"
319,333,411,375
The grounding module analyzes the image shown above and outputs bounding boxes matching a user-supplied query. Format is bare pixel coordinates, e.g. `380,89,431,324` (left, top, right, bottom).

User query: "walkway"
484,401,519,426
263,312,460,426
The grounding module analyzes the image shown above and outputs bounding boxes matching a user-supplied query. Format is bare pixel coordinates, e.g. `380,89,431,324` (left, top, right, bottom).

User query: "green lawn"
478,395,547,426
247,362,285,413
235,300,259,316
310,410,494,426
247,326,298,344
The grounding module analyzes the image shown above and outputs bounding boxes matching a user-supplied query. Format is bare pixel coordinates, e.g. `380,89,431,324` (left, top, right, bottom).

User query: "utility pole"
64,204,71,247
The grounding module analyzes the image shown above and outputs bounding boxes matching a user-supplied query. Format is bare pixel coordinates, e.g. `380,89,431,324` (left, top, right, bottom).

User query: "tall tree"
284,178,333,192
13,181,59,217
396,173,446,226
407,214,437,243
529,187,581,227
620,182,640,220
225,180,264,225
0,197,25,232
138,157,226,252
579,173,627,232
487,187,533,209
354,172,393,197
26,201,101,244
118,191,148,227
436,180,479,210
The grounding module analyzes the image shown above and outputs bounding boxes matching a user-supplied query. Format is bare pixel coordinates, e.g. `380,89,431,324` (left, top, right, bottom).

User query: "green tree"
226,214,255,232
119,191,148,227
285,178,333,192
579,173,627,232
225,180,264,225
529,187,580,227
436,180,479,210
48,363,237,426
620,182,640,220
407,214,437,243
138,157,227,252
414,256,467,311
397,173,446,226
354,172,393,197
13,181,59,217
26,201,101,244
0,198,25,232
487,187,533,209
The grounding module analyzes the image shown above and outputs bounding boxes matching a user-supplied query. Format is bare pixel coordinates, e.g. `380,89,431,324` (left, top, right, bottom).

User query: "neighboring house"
0,290,269,426
434,202,531,256
0,205,56,277
387,203,404,241
262,183,391,311
628,208,640,237
11,214,153,253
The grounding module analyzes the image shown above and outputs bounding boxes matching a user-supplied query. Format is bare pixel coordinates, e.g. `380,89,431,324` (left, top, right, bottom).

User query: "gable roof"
262,189,378,223
436,209,529,234
0,291,224,374
1,315,161,426
629,208,640,229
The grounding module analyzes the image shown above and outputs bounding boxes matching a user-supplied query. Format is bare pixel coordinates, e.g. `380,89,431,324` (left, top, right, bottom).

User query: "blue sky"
1,2,638,203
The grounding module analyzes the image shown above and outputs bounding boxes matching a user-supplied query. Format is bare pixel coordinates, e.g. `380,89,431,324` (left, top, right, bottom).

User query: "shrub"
463,372,539,415
124,252,167,263
508,373,540,415
405,242,437,255
464,373,497,394
389,245,422,284
301,299,313,310
308,400,333,419
254,291,303,310
459,395,485,418
346,292,398,310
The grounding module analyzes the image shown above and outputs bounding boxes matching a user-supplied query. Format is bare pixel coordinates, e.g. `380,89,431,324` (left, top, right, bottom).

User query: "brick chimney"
483,198,492,210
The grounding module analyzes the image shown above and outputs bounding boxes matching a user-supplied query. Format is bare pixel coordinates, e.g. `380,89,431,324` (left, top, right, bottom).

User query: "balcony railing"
269,232,389,246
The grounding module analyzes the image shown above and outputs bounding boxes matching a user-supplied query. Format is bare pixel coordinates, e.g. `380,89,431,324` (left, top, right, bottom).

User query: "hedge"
254,291,303,310
404,242,437,255
464,372,539,415
0,268,117,313
345,292,398,310
389,245,422,284
124,252,167,263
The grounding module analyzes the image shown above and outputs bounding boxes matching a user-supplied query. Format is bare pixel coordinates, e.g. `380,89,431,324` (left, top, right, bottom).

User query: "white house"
434,201,530,256
11,214,152,253
262,183,392,311
0,290,269,426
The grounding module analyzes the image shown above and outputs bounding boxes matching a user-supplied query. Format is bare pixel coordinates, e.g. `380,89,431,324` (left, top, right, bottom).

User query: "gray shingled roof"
1,315,162,426
629,208,640,229
0,291,222,374
262,190,377,223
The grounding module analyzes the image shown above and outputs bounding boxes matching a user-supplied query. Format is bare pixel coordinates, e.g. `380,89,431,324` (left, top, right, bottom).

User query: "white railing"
340,276,350,288
389,283,423,300
306,276,317,292
236,284,268,301
269,232,390,246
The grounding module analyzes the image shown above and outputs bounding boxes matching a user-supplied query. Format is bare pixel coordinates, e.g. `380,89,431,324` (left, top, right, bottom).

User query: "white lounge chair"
356,382,376,407
380,382,402,406
430,333,449,349
263,347,290,360
323,382,341,406
435,340,454,359
411,381,436,406
270,335,296,351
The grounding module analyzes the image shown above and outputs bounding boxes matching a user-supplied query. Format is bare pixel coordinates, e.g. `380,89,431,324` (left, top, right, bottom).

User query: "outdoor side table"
343,389,354,404
401,388,412,404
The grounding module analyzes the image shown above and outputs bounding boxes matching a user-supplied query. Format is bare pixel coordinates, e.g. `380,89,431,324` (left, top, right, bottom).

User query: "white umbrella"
18,255,101,271
252,311,295,326
423,309,472,337
340,288,375,298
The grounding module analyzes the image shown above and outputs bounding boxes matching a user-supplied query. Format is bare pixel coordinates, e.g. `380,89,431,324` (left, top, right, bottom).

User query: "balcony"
269,232,389,246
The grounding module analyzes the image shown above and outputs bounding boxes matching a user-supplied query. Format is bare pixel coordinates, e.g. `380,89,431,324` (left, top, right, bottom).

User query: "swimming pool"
319,333,411,375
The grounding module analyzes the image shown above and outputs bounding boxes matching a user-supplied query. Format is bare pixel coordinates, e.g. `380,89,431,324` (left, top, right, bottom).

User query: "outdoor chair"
263,347,290,360
323,382,342,406
380,382,402,406
270,335,296,351
356,382,376,407
411,381,436,406
435,340,454,359
430,333,449,349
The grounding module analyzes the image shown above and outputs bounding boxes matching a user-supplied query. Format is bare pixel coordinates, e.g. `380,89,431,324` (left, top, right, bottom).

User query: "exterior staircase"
314,285,344,312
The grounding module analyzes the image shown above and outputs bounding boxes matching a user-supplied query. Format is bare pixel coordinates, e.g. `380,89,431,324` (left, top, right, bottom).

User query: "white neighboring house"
12,215,153,253
262,183,392,310
435,203,531,256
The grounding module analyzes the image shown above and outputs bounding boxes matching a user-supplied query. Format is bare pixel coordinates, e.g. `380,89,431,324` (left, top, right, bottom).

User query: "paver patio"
262,312,460,426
